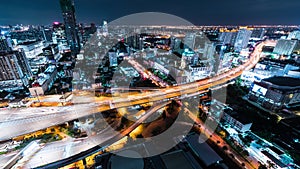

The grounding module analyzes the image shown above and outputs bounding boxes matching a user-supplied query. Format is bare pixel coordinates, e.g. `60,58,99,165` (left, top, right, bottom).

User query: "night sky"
0,0,300,25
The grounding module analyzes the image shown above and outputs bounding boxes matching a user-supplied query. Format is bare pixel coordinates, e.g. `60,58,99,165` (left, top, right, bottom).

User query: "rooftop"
18,40,39,46
263,76,300,87
224,109,252,124
160,150,199,169
186,134,223,167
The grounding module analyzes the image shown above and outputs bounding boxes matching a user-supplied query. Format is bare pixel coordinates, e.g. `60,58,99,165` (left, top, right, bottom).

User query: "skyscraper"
273,39,298,56
0,36,32,88
0,35,12,52
184,33,196,50
60,0,80,55
202,42,215,60
234,29,252,52
251,28,265,40
218,29,238,46
184,32,206,50
287,30,300,40
102,21,108,36
0,49,32,87
108,51,118,67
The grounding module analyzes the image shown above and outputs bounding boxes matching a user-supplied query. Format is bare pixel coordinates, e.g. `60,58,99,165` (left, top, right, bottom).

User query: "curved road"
0,41,275,142
1,40,276,168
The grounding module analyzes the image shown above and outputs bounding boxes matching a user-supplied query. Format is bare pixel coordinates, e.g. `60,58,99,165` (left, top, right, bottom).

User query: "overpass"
0,41,275,142
25,101,171,168
0,41,276,168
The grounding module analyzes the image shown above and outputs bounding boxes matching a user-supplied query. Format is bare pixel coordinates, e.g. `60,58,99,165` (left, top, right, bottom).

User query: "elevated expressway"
0,41,273,142
0,41,275,168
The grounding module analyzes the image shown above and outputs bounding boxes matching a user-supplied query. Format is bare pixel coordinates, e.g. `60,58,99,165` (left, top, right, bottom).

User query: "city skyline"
1,0,300,25
0,1,300,168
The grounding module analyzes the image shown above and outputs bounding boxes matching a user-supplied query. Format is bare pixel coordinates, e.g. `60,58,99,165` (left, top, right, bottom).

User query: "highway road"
0,103,103,141
0,41,275,142
0,40,276,168
23,101,170,168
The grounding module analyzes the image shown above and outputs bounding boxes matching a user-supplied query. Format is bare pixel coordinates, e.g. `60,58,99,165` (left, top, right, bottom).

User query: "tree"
258,165,267,169
267,160,276,169
222,146,228,151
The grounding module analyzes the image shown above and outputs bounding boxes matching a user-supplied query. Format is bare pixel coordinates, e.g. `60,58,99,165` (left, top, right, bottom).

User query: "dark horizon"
0,0,300,26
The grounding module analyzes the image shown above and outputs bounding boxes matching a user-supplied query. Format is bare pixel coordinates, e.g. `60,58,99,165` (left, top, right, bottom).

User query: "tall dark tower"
60,0,80,55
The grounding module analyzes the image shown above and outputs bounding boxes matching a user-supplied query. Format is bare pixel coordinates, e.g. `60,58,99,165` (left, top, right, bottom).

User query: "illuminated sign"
255,63,267,70
241,71,269,82
252,84,268,96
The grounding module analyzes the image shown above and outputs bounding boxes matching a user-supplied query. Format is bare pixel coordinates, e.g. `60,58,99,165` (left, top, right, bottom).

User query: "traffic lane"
25,102,169,168
0,104,100,141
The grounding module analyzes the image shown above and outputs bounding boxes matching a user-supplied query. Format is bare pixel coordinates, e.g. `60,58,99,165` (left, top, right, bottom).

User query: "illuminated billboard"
252,84,268,96
241,71,269,82
255,63,267,70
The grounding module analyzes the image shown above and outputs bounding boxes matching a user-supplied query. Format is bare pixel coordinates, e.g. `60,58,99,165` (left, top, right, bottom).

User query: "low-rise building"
247,76,300,111
17,40,44,59
188,65,211,81
42,44,59,61
29,65,57,96
222,108,252,132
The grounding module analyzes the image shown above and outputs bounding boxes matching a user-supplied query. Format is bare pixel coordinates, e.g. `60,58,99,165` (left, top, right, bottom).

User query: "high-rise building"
52,22,66,45
41,26,53,42
108,51,118,67
0,49,32,87
218,32,230,45
251,28,265,40
234,29,252,52
273,39,298,56
218,29,238,46
180,49,199,69
126,34,143,50
0,36,13,52
184,32,206,50
102,21,108,36
202,42,215,60
287,30,300,40
230,32,238,46
60,0,80,55
184,33,196,50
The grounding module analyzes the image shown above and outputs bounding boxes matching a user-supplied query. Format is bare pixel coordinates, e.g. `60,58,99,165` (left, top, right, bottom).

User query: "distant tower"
251,28,265,40
108,51,118,67
60,0,80,55
287,30,300,40
184,32,207,51
102,21,108,36
184,33,196,50
0,35,13,52
218,31,238,46
234,28,252,52
273,39,297,56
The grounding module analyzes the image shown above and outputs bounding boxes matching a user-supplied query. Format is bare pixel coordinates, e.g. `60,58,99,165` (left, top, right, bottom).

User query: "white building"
17,41,44,58
234,29,252,52
273,39,297,56
29,65,57,96
287,30,300,40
